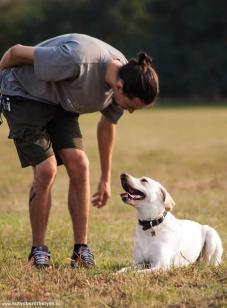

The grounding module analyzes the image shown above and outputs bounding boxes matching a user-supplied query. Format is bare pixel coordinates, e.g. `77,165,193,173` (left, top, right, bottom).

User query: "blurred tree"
0,0,44,51
0,0,226,100
38,0,151,55
147,0,227,99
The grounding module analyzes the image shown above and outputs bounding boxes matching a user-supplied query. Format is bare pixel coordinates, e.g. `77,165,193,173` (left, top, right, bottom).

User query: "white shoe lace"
78,247,95,267
33,250,50,266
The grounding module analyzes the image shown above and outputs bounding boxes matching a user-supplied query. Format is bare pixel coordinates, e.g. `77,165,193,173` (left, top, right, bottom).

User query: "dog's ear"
160,186,175,211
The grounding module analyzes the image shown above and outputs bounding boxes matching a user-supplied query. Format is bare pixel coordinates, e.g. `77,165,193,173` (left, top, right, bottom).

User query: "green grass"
0,106,227,307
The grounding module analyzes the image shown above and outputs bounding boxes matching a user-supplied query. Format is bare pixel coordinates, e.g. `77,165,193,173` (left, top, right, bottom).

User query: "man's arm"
92,115,116,208
0,44,35,70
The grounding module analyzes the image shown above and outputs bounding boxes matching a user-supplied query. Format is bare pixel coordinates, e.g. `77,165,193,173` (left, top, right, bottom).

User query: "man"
0,34,159,268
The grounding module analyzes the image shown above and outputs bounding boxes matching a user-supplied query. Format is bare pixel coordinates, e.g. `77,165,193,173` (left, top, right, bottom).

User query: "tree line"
0,0,226,100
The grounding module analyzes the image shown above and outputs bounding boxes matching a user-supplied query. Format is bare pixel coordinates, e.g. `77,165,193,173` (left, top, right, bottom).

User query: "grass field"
0,106,227,307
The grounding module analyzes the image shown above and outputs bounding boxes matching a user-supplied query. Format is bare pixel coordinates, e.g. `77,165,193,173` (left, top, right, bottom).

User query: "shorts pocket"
8,128,26,140
8,127,41,142
12,128,54,168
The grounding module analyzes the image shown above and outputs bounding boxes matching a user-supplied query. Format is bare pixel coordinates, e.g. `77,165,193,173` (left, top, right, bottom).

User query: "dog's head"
120,173,175,213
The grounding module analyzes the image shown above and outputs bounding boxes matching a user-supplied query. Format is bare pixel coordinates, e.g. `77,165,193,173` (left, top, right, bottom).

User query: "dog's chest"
134,227,165,262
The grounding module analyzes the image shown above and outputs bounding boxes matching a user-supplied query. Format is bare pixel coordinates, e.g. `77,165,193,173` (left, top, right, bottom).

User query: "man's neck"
105,60,122,89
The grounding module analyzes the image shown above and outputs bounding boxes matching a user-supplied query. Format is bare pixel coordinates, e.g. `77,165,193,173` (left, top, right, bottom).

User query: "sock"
31,245,47,252
74,244,87,252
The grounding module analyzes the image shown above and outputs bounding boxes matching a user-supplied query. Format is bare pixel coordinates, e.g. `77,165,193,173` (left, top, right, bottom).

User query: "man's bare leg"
29,156,57,246
59,149,90,244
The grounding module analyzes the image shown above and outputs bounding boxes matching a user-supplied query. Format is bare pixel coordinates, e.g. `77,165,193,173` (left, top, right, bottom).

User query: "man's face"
116,94,145,113
113,80,145,113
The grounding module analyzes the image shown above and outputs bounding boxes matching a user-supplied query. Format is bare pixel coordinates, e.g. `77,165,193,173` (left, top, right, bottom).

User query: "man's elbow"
99,116,116,129
0,44,24,70
10,44,34,65
9,44,23,60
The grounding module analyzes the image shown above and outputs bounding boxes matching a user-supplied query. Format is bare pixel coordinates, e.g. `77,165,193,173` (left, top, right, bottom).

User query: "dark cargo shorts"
2,96,83,168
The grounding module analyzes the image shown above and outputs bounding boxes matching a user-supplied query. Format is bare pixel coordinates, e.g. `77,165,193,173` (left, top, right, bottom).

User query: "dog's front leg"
117,264,165,274
116,266,132,273
116,264,145,274
135,266,164,273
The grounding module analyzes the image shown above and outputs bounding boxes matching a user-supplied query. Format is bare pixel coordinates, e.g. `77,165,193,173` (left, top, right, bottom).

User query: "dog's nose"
120,173,128,181
120,173,129,185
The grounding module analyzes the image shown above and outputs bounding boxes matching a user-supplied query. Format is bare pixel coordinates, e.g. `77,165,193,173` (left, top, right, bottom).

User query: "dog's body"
119,174,223,273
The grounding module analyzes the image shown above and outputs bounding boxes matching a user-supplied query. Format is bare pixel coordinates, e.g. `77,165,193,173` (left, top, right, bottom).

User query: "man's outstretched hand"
92,179,111,208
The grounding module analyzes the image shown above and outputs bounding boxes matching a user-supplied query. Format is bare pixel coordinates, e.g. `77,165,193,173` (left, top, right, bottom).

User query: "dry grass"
0,106,227,307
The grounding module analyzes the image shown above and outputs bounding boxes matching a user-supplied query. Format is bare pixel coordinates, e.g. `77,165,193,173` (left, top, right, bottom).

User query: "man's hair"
118,52,159,105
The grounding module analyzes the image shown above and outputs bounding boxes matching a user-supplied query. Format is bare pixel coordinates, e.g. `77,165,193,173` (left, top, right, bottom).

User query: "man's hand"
92,179,111,208
0,47,13,70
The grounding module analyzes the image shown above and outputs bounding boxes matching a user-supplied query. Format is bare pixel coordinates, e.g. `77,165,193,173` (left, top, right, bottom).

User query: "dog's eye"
141,178,148,183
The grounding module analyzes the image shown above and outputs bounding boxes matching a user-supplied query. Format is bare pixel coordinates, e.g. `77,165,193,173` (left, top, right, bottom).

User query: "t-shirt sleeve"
100,101,124,124
34,43,80,81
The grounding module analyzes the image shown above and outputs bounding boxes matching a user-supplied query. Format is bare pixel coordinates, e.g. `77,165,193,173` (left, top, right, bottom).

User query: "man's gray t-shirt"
0,34,128,123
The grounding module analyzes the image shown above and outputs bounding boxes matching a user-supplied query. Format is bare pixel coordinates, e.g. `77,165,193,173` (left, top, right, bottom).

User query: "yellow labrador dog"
118,173,223,273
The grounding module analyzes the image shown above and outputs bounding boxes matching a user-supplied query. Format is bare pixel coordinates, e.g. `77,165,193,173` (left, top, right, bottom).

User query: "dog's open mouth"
120,176,145,202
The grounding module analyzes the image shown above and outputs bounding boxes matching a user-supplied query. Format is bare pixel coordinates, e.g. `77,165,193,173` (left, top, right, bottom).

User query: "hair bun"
137,52,152,67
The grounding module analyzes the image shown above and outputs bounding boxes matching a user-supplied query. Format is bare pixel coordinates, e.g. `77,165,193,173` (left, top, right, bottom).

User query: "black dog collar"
138,211,167,235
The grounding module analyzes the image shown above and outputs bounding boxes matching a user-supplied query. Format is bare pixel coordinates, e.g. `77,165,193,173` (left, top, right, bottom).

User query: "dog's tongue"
120,192,131,200
121,192,137,200
121,192,143,201
120,192,129,198
120,192,130,203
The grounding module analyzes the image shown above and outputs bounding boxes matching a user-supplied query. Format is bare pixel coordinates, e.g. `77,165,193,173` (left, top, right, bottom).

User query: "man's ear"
160,186,175,211
116,79,124,93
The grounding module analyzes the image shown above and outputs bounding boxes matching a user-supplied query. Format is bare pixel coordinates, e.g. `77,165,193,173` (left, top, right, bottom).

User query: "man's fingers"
91,192,98,201
101,194,108,206
92,193,102,202
92,186,110,208
92,193,103,207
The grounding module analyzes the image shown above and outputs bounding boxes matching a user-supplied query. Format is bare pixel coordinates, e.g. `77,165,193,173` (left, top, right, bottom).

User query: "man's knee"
34,156,57,188
61,149,89,181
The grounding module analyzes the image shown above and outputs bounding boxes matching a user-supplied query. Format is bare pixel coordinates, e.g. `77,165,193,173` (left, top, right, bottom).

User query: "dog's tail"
202,225,223,265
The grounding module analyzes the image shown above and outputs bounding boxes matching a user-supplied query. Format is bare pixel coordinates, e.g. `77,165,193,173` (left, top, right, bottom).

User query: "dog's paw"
115,267,131,274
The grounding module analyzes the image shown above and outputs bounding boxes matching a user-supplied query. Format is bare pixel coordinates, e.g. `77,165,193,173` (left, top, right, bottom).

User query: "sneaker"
71,245,95,268
28,245,51,268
